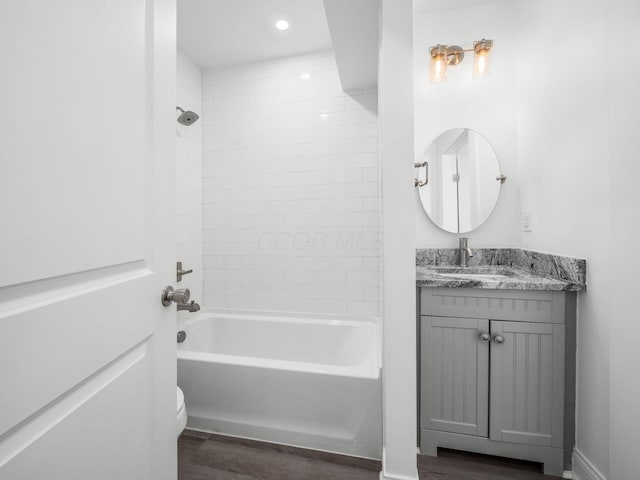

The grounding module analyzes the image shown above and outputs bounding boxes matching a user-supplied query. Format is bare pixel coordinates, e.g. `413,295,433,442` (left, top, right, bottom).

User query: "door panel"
0,0,149,287
0,0,176,478
421,316,489,437
489,321,564,447
0,266,153,435
0,347,151,480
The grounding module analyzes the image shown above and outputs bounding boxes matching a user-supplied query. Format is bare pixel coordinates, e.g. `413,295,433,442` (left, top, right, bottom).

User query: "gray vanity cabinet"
420,288,567,476
421,316,489,437
489,320,565,447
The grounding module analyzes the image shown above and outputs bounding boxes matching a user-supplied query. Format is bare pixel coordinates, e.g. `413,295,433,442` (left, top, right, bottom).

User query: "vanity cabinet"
419,288,567,476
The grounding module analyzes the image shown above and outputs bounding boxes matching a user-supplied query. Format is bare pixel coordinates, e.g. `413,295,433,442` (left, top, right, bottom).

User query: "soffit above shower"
414,0,514,13
177,0,332,70
323,0,378,91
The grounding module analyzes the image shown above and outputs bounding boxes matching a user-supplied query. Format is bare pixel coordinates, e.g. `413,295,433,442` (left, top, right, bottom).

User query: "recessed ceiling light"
275,19,289,31
300,73,311,80
320,113,329,120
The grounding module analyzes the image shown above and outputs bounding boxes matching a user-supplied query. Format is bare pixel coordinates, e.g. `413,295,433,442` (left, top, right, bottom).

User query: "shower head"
176,106,199,126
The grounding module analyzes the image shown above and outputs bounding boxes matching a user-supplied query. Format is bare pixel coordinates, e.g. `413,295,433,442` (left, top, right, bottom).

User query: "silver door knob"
161,286,190,307
493,335,505,344
479,332,491,343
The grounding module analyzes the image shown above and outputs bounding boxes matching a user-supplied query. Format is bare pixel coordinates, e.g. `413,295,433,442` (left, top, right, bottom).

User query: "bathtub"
177,310,382,459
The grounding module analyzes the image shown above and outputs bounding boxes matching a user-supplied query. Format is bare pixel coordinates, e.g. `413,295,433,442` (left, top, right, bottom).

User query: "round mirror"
417,128,502,233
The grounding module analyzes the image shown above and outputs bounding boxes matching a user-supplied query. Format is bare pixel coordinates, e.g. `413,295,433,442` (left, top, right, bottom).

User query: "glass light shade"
429,52,447,84
473,44,492,79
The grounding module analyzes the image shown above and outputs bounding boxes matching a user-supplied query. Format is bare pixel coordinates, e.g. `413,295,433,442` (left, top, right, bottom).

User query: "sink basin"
428,266,515,278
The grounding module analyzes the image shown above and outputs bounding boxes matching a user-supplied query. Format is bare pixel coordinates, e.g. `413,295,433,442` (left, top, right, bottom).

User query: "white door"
0,1,177,479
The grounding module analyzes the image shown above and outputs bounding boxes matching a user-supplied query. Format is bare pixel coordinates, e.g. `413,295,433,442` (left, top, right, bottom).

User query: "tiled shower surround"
202,52,380,316
176,51,203,305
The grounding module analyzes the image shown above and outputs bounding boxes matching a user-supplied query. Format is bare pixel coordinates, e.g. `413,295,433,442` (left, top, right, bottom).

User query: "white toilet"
177,386,187,437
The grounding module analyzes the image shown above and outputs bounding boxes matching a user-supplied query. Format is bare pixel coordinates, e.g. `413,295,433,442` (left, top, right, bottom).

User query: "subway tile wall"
202,52,380,316
176,51,203,308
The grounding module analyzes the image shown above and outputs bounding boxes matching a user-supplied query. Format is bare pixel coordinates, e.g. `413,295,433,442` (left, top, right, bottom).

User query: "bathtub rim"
177,307,380,330
177,308,381,380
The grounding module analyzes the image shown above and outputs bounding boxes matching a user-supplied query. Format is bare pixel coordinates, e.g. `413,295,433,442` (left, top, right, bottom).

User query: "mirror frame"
416,128,504,234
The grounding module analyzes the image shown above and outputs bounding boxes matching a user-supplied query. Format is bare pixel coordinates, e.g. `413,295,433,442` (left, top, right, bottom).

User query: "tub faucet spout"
178,300,200,312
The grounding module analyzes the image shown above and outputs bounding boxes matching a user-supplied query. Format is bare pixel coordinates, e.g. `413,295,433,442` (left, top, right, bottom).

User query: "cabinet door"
490,321,565,447
421,316,489,436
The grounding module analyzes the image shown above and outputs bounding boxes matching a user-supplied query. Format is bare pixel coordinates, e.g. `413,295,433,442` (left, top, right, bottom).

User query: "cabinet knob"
493,335,505,344
479,332,491,343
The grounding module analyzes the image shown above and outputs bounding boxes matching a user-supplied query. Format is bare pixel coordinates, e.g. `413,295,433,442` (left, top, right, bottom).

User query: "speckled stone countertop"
416,248,587,292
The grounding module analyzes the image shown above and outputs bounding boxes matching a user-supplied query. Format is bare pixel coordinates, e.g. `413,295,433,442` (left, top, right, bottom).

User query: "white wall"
200,52,380,316
607,2,640,479
515,1,610,477
413,2,520,247
176,51,203,305
380,0,419,478
414,1,640,477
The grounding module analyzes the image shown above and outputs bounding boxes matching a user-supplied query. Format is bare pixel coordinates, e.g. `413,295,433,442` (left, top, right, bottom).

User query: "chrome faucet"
459,237,473,267
177,300,200,312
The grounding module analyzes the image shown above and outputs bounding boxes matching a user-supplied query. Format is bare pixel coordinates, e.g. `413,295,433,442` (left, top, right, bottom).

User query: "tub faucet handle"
161,286,190,307
177,261,193,282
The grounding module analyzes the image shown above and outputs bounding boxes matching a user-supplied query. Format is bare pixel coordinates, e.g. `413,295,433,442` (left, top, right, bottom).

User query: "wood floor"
178,429,561,480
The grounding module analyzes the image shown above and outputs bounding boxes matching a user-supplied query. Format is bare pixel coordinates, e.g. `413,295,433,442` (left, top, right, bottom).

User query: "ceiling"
414,0,513,13
177,0,500,85
177,0,333,70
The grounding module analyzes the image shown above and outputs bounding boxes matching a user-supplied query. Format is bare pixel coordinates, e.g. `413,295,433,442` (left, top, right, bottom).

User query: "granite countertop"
416,248,587,292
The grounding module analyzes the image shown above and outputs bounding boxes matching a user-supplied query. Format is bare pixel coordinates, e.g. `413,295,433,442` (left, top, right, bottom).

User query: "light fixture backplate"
446,46,464,65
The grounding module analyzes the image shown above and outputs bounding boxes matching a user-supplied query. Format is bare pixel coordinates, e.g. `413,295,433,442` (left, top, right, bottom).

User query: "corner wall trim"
378,447,419,480
379,471,420,480
572,449,607,480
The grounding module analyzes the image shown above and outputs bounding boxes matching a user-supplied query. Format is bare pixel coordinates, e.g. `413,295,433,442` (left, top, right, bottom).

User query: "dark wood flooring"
178,429,561,480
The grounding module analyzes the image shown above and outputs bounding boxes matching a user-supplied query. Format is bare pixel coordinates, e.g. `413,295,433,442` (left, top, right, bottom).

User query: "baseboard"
573,448,607,480
379,472,419,480
420,428,564,476
379,448,419,480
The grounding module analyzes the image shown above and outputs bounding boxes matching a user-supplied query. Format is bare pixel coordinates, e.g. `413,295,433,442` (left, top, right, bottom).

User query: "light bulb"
429,45,448,84
473,39,493,80
275,19,289,31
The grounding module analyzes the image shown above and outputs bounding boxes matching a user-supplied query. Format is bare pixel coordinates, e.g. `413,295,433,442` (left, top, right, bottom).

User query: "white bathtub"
177,310,382,459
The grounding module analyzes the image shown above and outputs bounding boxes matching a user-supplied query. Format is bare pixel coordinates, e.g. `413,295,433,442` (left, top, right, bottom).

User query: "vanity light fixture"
428,39,493,83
